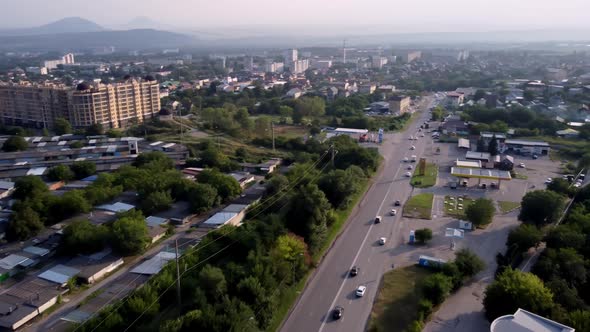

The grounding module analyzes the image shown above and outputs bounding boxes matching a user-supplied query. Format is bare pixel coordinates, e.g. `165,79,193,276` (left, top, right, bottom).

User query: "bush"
465,198,495,226
1,136,28,152
405,320,424,332
414,228,433,244
454,248,486,278
417,299,433,320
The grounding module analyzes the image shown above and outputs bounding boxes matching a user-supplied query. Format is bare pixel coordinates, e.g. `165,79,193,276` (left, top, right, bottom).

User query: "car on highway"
390,209,397,216
403,157,409,162
408,136,414,140
374,216,382,224
574,182,582,188
350,266,359,277
379,237,387,245
410,145,416,150
519,163,526,168
533,154,539,159
394,200,401,206
545,177,553,184
405,171,412,177
407,165,413,170
332,306,344,319
356,285,367,297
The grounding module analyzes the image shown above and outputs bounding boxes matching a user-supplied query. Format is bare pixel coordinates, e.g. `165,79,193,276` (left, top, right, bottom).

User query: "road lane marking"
317,129,412,332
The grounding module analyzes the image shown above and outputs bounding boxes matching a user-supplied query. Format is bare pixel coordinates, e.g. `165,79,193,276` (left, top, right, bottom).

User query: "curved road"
281,97,435,332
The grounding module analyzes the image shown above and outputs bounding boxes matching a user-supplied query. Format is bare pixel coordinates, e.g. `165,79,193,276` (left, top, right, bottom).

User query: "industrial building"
490,308,574,332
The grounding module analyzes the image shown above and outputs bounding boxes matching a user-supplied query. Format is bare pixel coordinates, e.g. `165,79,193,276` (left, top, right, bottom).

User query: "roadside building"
504,139,550,156
446,92,465,107
556,128,579,138
240,158,281,174
455,160,482,168
490,308,574,332
388,95,411,114
0,181,15,199
66,253,124,284
498,155,515,171
441,119,469,136
457,138,470,150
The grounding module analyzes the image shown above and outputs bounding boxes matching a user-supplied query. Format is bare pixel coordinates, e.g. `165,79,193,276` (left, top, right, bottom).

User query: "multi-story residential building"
70,79,160,128
264,62,284,73
284,49,298,64
0,78,160,129
389,95,411,114
371,56,388,69
290,59,309,74
402,51,422,63
42,53,75,70
0,81,70,128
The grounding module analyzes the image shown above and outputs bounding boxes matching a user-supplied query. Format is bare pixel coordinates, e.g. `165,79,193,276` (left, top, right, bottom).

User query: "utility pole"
331,145,336,168
271,122,275,152
175,239,181,309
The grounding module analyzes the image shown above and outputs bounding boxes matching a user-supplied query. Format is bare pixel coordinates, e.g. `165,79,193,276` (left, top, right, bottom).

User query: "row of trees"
76,134,379,332
462,105,563,136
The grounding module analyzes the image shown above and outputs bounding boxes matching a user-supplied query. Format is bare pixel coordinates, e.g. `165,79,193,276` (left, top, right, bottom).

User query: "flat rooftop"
451,167,511,180
491,308,574,332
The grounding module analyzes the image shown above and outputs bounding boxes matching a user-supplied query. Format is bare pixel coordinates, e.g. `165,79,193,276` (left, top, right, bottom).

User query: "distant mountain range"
0,17,196,51
0,17,104,36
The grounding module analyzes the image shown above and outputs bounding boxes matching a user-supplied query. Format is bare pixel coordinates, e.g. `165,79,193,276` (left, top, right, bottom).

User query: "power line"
122,155,334,331
77,149,333,331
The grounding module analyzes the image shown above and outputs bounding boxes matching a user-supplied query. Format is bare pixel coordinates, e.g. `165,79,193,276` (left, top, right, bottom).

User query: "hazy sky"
2,0,590,32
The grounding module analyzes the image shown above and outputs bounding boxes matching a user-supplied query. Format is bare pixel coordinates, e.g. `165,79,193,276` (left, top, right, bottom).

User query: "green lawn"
444,195,474,218
512,172,528,180
498,201,521,213
369,265,433,332
403,193,434,220
410,163,438,188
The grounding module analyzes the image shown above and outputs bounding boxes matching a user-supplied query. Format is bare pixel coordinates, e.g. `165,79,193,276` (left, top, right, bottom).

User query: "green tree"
254,116,272,137
188,183,219,213
111,215,150,255
197,169,241,202
483,268,554,321
546,178,573,197
7,206,44,240
544,225,586,250
61,219,108,254
487,134,499,156
285,183,332,253
54,118,72,135
271,233,310,283
141,190,173,215
422,273,453,305
13,176,48,200
318,167,364,208
465,198,495,226
431,106,444,121
71,161,96,180
198,265,227,300
566,310,590,332
278,105,293,123
85,123,104,136
476,137,487,152
47,165,75,182
48,190,92,223
69,141,84,149
473,89,486,101
454,248,485,278
507,224,543,252
414,228,433,244
519,190,564,226
133,151,174,171
2,136,28,152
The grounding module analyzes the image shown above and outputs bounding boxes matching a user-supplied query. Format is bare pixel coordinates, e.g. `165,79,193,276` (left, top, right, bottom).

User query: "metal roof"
38,264,80,285
465,151,491,160
96,202,135,213
0,181,15,190
451,167,512,180
146,216,168,227
457,138,470,149
26,167,47,176
23,246,50,257
455,160,481,168
505,140,550,147
222,204,249,213
202,212,238,226
333,128,369,134
130,251,175,275
0,254,29,270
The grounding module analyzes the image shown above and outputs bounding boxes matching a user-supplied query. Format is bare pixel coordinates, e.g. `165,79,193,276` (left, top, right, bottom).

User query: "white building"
491,308,574,332
264,62,284,73
371,56,388,69
314,60,332,70
284,49,298,64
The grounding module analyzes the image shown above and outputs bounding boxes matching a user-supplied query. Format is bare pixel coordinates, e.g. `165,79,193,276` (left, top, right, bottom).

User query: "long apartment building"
0,78,160,129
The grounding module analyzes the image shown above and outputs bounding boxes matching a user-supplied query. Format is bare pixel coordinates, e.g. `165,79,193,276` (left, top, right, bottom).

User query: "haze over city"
2,0,590,33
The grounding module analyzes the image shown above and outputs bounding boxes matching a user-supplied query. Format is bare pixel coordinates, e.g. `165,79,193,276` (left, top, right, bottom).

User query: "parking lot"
394,130,564,332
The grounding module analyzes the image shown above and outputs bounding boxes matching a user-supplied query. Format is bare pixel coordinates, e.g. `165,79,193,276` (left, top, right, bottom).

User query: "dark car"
332,306,344,320
350,266,359,276
394,200,401,206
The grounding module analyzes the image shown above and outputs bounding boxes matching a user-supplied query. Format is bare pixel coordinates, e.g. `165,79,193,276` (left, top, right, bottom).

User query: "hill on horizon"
0,17,104,36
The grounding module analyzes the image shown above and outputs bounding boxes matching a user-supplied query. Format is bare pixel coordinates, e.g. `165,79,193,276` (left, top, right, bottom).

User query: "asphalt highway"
281,96,437,332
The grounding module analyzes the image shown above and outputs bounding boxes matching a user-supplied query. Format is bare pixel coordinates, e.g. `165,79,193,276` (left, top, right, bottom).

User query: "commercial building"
491,308,574,332
388,95,411,114
0,78,160,129
42,53,75,70
446,91,465,107
403,51,422,63
504,139,550,156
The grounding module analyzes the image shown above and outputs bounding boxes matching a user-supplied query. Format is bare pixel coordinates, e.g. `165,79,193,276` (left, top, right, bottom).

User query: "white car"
390,209,397,216
574,182,581,188
545,178,553,184
410,146,416,150
403,157,409,162
405,171,412,177
356,285,367,297
379,237,387,245
519,163,526,168
408,136,414,140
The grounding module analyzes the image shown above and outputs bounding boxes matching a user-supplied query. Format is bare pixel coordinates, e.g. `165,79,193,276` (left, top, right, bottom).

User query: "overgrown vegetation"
403,193,434,220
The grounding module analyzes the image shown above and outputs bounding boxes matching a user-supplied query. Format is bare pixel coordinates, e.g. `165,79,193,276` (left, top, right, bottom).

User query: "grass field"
444,195,474,218
410,163,438,188
512,172,528,180
403,193,434,220
498,201,521,213
369,265,432,332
